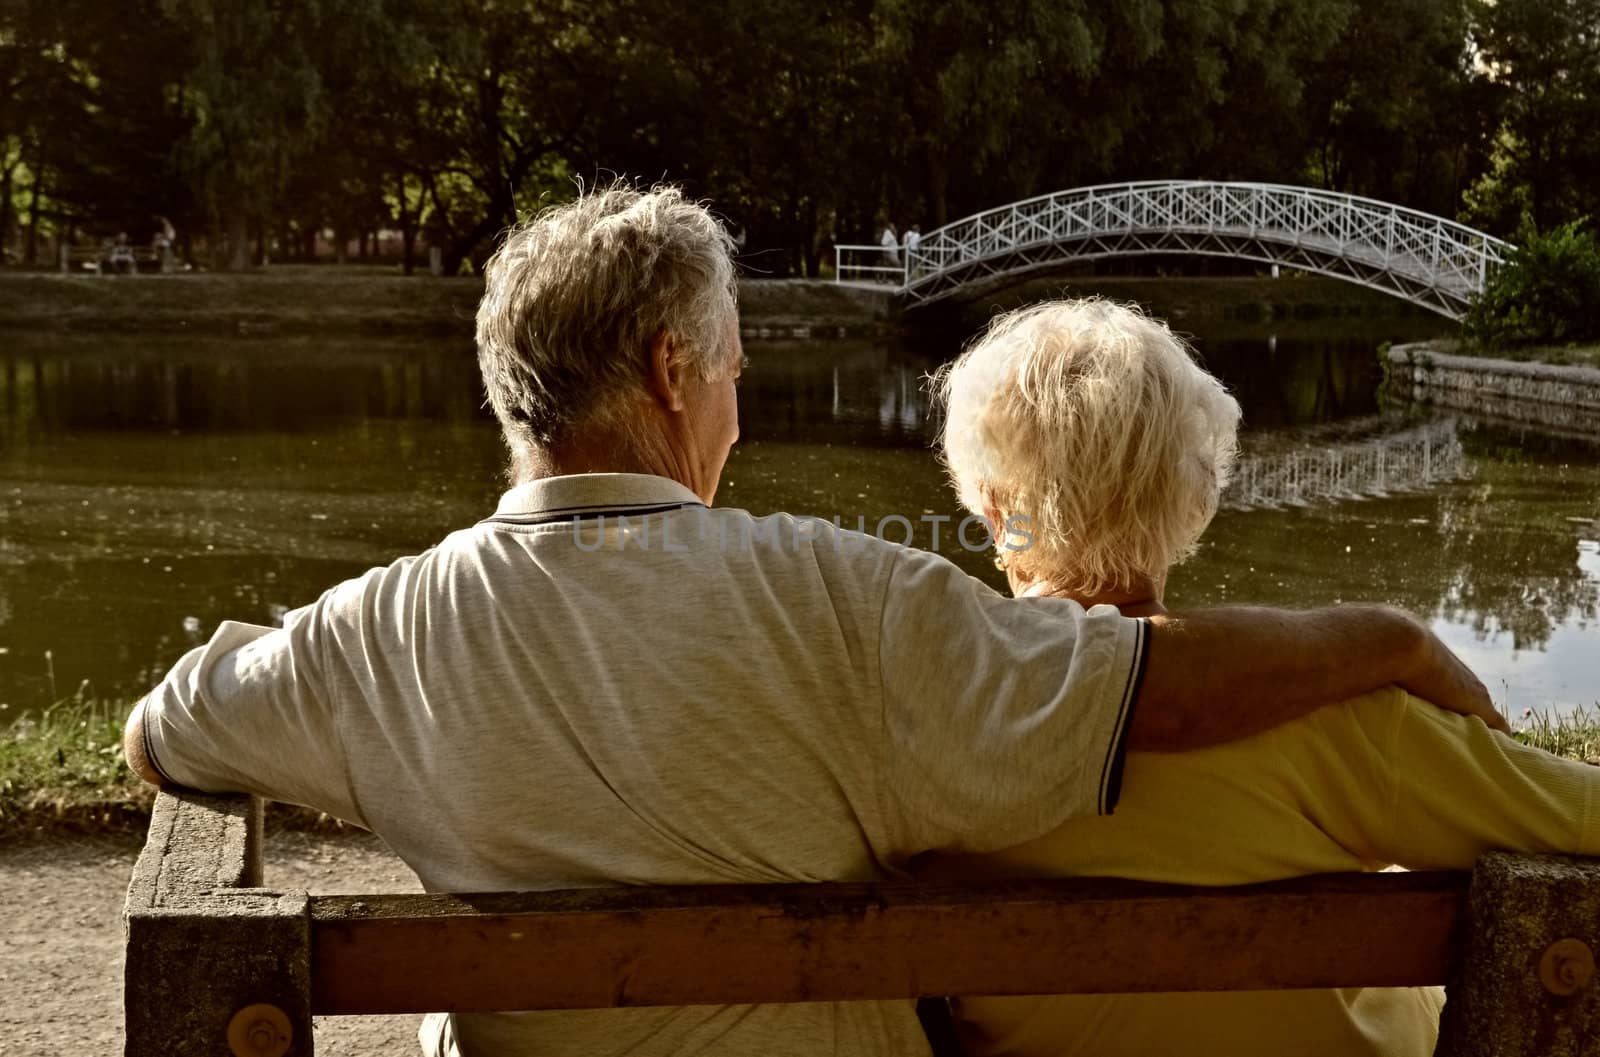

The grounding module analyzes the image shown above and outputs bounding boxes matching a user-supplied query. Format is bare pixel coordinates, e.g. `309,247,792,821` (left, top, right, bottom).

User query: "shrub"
1464,222,1600,349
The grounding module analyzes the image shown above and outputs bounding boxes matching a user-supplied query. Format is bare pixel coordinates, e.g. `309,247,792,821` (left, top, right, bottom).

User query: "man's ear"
646,331,687,412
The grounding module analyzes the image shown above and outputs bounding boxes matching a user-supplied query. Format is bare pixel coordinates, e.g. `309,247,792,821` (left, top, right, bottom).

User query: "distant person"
926,298,1593,1057
109,232,136,275
152,218,176,273
880,222,900,267
904,225,922,279
126,187,1499,1057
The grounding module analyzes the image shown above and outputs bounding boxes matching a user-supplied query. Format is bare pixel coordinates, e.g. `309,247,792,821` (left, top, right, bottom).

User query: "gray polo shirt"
144,472,1147,1057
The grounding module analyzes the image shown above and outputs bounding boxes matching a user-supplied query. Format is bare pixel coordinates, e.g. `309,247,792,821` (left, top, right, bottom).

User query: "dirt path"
0,830,425,1056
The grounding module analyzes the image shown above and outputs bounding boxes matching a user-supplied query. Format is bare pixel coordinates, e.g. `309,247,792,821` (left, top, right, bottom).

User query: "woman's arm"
1380,696,1598,867
1297,689,1597,869
1127,604,1502,751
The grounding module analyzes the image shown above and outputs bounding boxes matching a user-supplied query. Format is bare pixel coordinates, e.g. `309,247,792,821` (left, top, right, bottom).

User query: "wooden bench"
124,789,1600,1057
59,243,172,274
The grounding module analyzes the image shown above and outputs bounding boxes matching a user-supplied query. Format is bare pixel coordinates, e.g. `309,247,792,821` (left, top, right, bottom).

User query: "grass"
0,697,348,839
1513,706,1600,763
0,697,152,838
1418,337,1600,370
6,696,1599,839
1468,343,1600,370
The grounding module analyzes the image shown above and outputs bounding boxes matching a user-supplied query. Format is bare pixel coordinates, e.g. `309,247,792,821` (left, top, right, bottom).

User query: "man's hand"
1392,611,1506,734
1130,603,1508,751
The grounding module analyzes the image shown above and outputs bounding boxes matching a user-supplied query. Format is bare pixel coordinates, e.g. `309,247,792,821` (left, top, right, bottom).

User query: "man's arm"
1127,604,1504,751
115,615,365,823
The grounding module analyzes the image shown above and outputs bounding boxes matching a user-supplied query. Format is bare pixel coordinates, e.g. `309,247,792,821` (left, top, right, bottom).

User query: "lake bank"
1385,341,1600,437
0,269,1440,340
0,270,899,338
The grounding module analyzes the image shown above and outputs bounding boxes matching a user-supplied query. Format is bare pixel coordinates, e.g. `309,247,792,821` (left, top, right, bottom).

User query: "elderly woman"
929,298,1600,1057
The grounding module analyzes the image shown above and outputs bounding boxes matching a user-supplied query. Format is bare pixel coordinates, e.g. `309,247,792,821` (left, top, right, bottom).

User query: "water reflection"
1223,417,1466,510
0,331,1595,717
1169,419,1600,707
1202,333,1386,429
1432,425,1600,652
738,340,931,445
0,335,486,442
737,330,1395,446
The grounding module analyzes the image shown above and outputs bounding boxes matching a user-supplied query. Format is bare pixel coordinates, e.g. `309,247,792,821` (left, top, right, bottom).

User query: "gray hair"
933,298,1241,594
476,182,739,458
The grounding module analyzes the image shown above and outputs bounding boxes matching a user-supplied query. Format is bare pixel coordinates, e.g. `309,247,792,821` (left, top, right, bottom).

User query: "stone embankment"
0,272,897,339
1386,343,1600,436
0,271,1428,341
734,278,897,339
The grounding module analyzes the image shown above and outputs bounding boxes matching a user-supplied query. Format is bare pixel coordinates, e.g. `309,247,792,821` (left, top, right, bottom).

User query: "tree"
1,0,194,260
388,0,621,274
291,0,440,270
165,0,326,270
1301,0,1491,216
4,0,1583,275
1469,0,1600,232
870,0,1112,227
617,0,885,275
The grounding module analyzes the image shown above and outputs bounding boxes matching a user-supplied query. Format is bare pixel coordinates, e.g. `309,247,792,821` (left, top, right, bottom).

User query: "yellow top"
933,687,1600,1057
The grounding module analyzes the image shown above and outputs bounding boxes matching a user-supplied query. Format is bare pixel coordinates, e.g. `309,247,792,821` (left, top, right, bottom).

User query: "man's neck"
513,431,708,502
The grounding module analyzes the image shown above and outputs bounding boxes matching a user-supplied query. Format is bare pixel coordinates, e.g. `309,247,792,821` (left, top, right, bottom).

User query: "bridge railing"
127,788,1600,1057
841,181,1513,319
834,243,908,286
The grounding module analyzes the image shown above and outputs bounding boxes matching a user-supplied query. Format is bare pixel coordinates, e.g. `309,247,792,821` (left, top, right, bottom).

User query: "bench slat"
309,871,1467,1014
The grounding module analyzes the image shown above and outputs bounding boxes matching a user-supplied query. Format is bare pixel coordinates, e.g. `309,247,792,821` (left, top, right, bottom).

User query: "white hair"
475,182,739,462
933,298,1241,594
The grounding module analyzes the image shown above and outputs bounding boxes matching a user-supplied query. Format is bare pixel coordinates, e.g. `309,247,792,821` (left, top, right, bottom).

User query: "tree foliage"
1467,0,1600,233
0,0,1587,274
1464,221,1600,347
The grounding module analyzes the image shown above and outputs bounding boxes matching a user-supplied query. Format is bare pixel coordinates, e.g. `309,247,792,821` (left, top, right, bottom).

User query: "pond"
1,320,1596,722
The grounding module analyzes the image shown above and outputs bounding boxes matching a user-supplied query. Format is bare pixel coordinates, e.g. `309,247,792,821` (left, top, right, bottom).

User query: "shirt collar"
492,473,705,519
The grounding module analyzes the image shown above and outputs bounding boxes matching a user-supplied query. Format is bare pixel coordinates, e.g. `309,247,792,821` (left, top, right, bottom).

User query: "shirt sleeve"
875,546,1147,854
1323,689,1600,869
141,603,365,826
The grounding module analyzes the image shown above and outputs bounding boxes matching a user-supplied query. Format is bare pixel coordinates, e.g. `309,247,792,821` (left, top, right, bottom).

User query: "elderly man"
124,184,1501,1057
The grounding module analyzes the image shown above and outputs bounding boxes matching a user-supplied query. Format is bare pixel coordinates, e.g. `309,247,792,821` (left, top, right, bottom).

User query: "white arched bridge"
836,181,1511,320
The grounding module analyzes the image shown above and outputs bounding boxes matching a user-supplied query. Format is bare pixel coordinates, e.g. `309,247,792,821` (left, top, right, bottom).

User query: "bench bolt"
227,1002,293,1057
1538,938,1595,997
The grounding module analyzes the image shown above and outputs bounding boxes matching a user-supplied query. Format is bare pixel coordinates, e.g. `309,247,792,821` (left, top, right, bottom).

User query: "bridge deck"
838,181,1510,320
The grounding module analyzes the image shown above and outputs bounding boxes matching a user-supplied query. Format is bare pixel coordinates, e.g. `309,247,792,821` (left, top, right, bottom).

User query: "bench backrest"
124,789,1600,1057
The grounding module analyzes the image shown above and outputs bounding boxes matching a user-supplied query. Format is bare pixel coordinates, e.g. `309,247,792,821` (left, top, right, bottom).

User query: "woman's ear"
976,484,999,535
646,331,687,412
